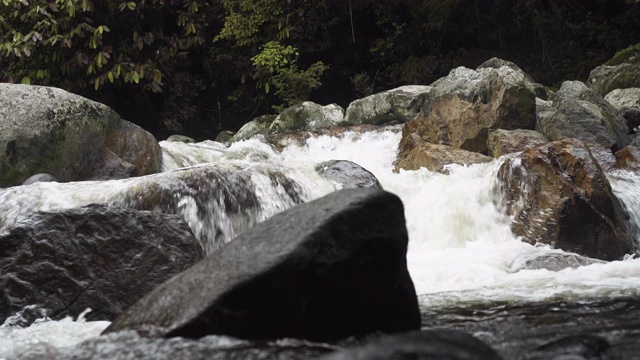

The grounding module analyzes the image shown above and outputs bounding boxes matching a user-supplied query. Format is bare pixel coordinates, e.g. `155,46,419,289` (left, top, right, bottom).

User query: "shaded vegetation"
2,0,640,140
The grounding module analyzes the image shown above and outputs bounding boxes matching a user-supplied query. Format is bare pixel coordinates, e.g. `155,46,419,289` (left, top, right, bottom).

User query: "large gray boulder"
497,138,636,261
0,84,162,187
399,64,538,156
0,204,203,324
536,81,631,153
343,85,432,126
104,188,420,341
588,64,640,97
269,102,344,133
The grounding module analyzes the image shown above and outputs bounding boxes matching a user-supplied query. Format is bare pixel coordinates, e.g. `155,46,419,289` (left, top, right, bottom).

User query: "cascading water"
3,126,640,358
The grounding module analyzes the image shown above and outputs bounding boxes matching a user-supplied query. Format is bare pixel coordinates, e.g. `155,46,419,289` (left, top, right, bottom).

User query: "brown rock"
497,138,635,260
615,145,640,170
399,65,538,155
487,129,548,158
395,143,492,174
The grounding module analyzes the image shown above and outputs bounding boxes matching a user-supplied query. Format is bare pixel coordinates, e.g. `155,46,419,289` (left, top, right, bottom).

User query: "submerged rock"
343,85,432,126
400,64,538,155
269,102,344,133
104,188,420,341
511,253,604,272
11,331,335,360
497,139,636,260
318,330,503,360
22,173,57,185
395,142,492,174
0,84,162,187
0,204,202,324
315,160,382,190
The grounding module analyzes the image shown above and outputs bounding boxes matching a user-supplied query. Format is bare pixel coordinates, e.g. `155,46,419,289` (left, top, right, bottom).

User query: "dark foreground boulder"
497,139,636,260
104,188,419,341
315,160,382,189
0,205,203,323
318,330,503,360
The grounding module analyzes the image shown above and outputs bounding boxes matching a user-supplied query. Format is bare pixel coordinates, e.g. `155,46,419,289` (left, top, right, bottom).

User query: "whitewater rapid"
3,126,640,357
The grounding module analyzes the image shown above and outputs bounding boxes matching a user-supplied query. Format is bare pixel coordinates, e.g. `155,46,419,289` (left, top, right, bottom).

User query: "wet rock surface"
395,142,493,174
315,160,382,189
497,138,635,260
105,188,420,341
0,204,203,323
487,129,548,158
318,330,503,360
422,296,640,360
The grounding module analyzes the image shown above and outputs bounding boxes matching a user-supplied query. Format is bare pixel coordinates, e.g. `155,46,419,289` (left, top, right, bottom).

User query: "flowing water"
2,126,640,358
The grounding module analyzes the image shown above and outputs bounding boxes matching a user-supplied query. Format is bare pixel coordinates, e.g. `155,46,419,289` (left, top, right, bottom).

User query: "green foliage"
0,0,210,93
250,41,327,108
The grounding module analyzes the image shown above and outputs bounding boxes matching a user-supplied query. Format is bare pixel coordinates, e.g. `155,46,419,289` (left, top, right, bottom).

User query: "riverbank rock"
497,139,635,260
395,143,492,174
230,115,276,142
487,129,549,158
0,84,162,187
604,88,640,110
537,81,631,157
214,131,235,143
315,160,382,189
399,64,538,156
0,204,203,324
318,330,503,360
265,124,398,151
104,188,420,341
269,102,344,133
588,43,640,96
343,85,432,126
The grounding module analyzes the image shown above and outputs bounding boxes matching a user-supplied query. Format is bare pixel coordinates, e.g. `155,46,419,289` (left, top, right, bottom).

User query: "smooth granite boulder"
315,160,382,190
0,84,162,187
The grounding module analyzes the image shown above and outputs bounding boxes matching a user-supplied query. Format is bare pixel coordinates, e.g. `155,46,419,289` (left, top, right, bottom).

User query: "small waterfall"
0,139,334,254
608,170,640,242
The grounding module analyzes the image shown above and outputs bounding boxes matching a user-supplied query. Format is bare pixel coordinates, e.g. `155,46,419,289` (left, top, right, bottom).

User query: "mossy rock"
606,43,640,66
0,84,161,187
589,44,640,96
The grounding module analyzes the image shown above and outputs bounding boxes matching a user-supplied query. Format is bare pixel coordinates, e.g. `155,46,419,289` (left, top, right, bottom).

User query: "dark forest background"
2,0,640,140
